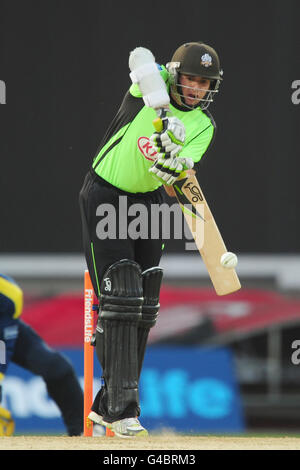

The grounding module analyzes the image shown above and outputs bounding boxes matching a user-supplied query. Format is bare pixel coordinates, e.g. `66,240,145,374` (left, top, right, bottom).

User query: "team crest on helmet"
201,53,212,67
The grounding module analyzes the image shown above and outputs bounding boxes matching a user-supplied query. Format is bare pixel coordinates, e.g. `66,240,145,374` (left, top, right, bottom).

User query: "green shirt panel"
93,96,215,193
92,123,131,169
94,104,162,193
168,103,215,163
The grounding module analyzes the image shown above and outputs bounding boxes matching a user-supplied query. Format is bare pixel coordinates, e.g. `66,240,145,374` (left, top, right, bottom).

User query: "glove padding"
0,405,15,436
150,116,185,158
149,156,194,186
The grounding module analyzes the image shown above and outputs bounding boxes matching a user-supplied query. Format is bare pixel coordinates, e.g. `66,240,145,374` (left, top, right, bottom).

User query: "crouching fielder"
79,41,222,437
0,274,84,436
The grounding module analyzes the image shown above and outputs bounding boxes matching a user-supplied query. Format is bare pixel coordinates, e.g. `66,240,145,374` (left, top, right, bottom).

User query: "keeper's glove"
149,155,194,186
150,116,185,158
0,405,15,436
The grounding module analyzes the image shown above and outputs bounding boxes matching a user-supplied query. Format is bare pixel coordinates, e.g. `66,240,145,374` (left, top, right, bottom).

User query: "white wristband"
143,90,170,108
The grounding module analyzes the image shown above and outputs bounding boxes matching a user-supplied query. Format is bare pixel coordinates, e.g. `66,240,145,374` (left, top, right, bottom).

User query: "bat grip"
153,108,168,132
151,108,195,182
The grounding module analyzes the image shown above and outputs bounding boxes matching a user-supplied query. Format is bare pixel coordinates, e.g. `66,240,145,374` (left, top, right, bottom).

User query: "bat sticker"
183,182,204,203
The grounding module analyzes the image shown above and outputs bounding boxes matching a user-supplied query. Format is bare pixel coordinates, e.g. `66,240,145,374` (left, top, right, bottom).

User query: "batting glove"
150,116,185,158
149,155,194,186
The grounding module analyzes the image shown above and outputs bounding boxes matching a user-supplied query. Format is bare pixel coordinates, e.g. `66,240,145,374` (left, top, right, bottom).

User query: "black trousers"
79,170,165,421
79,170,165,298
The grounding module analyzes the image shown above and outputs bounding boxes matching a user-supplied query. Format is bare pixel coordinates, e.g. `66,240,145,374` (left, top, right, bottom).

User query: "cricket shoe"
106,417,148,438
93,424,106,436
88,411,105,426
88,411,115,436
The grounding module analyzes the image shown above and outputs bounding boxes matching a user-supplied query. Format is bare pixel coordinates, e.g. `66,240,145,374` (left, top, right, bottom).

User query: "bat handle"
178,169,196,180
152,108,168,132
153,117,164,132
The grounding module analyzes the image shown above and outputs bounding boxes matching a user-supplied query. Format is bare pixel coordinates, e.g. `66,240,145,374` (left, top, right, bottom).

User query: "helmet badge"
201,53,212,67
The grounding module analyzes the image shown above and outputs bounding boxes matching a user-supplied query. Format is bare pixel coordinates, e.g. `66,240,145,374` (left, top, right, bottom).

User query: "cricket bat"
173,172,241,296
128,47,241,295
152,114,241,295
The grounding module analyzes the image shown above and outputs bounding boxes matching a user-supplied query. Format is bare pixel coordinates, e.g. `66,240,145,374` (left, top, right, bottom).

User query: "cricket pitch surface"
1,434,300,450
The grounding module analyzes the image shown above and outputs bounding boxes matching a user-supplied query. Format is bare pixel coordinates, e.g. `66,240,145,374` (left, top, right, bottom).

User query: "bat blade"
174,175,241,296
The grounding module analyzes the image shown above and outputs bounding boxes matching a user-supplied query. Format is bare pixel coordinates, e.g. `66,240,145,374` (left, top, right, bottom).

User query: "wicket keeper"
0,274,84,436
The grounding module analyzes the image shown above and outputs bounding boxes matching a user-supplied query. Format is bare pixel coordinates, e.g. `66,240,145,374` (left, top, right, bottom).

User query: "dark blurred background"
0,0,299,253
1,0,300,435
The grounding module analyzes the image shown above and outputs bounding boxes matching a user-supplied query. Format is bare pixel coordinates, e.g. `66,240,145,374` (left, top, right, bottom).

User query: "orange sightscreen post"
83,270,115,437
84,270,95,436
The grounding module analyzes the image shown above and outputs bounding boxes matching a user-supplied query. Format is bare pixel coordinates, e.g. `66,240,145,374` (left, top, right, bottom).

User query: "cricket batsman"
0,274,84,436
79,41,223,437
